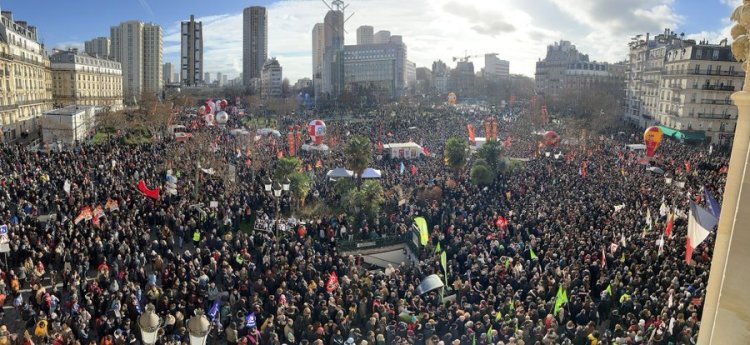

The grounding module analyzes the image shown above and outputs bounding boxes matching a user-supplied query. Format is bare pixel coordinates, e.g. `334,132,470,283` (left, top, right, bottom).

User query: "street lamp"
264,177,272,192
187,308,211,345
282,178,291,191
138,304,163,345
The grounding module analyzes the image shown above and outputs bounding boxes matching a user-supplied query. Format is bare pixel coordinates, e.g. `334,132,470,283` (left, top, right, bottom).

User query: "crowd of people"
0,99,728,345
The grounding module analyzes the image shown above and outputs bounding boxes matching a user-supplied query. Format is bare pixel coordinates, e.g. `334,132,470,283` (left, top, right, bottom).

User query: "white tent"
416,274,445,295
361,168,382,179
301,144,330,152
257,128,281,137
326,168,353,178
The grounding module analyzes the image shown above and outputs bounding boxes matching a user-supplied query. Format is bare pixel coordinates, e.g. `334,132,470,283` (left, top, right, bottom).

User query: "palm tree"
444,137,468,173
344,135,372,185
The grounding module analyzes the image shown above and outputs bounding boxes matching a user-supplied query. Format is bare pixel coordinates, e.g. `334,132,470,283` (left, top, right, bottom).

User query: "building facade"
261,58,282,99
432,60,449,94
484,53,509,80
322,9,345,99
405,60,417,90
163,62,173,84
625,30,742,145
0,10,54,141
180,15,202,87
373,30,391,44
312,23,325,99
49,49,123,111
84,37,110,58
535,40,624,103
41,105,96,147
243,6,267,86
342,37,407,100
450,60,475,98
110,21,162,101
356,26,373,45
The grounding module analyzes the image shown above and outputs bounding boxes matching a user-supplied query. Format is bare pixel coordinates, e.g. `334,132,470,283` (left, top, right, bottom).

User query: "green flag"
620,252,625,263
487,324,493,342
435,242,442,253
605,284,613,296
415,217,429,246
440,251,447,282
619,293,631,303
530,247,538,260
472,333,476,345
495,310,503,322
503,257,511,269
508,299,514,312
553,285,568,315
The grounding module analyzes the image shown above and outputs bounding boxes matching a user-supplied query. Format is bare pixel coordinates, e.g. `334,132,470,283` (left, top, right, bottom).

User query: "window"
696,49,703,59
694,64,700,74
713,49,720,60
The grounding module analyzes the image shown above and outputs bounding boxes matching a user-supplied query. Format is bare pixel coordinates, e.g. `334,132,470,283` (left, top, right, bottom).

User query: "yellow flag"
415,217,429,246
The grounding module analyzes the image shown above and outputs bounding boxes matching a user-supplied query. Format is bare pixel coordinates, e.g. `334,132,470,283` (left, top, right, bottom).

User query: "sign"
0,224,7,235
0,242,9,253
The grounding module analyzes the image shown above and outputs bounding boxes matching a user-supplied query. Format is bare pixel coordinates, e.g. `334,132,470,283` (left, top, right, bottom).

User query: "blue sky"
0,0,739,81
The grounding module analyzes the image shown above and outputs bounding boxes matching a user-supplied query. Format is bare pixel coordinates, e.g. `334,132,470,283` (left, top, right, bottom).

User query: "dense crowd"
0,101,728,345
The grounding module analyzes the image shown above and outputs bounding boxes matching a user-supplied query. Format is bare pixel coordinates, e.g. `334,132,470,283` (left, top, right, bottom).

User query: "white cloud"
158,0,731,83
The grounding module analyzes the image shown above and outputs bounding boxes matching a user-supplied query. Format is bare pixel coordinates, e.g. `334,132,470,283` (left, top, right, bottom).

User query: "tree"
281,78,291,98
470,159,494,186
344,135,372,184
288,171,311,208
339,180,384,228
274,156,302,181
444,137,468,172
477,140,504,173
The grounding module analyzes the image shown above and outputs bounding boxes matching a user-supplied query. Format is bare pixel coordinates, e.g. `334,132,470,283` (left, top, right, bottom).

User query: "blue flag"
245,312,257,328
703,187,721,220
208,299,220,320
400,162,405,175
135,301,142,314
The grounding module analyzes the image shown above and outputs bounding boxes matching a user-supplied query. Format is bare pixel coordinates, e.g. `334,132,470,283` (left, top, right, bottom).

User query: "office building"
243,6,267,86
221,74,227,86
84,37,110,58
204,72,210,84
180,15,202,86
432,60,449,94
49,49,123,111
450,60,475,97
261,58,282,99
535,40,623,103
373,30,391,44
216,72,223,86
484,54,509,80
405,60,417,89
356,26,373,45
342,36,407,100
110,21,163,100
163,62,174,84
0,10,54,141
312,23,325,99
625,29,743,145
416,67,432,94
322,9,345,98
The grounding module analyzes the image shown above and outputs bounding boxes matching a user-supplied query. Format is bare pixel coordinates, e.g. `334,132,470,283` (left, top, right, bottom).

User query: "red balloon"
544,131,560,146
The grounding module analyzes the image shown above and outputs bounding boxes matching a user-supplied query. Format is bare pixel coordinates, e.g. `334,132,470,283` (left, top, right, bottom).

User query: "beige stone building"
49,49,123,111
0,10,54,142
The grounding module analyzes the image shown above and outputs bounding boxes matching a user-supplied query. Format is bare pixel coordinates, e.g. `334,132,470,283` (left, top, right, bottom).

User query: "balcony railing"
0,104,18,111
697,112,732,119
702,85,736,92
688,70,745,77
700,99,733,105
667,110,680,116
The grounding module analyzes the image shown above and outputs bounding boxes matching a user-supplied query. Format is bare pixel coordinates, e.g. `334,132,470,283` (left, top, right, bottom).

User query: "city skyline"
0,0,738,82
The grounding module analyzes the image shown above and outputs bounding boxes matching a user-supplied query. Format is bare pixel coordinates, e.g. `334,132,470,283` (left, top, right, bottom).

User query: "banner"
74,206,93,225
105,198,119,211
287,131,296,157
137,180,160,200
415,217,429,246
467,124,476,144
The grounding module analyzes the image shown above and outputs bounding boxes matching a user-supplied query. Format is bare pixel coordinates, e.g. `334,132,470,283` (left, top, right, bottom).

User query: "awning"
658,126,705,141
361,168,382,179
658,126,680,137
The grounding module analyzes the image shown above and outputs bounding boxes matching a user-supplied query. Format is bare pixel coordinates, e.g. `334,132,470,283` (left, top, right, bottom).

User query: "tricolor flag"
686,202,718,263
703,187,721,219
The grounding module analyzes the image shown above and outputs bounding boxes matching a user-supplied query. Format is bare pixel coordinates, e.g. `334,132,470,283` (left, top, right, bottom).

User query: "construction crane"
321,0,355,33
452,52,498,63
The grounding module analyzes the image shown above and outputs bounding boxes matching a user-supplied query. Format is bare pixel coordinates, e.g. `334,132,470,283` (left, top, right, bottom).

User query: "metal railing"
337,233,410,252
697,112,732,119
702,85,735,91
700,99,732,105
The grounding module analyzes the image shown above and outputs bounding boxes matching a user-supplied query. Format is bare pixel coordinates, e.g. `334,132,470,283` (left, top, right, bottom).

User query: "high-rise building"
110,21,163,101
173,72,180,84
322,9,345,98
50,48,123,111
432,60,449,94
416,67,432,94
221,74,228,86
483,54,510,80
216,72,223,86
84,37,110,58
163,62,174,84
312,23,325,99
450,61,475,98
405,60,417,89
625,29,742,145
204,72,211,84
535,40,622,103
356,26,373,45
261,58,283,99
373,30,391,44
180,15,203,86
243,6,267,86
342,36,408,100
0,10,54,141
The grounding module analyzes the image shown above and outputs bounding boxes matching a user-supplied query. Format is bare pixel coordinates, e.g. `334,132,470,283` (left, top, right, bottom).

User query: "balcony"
667,110,680,116
0,104,18,111
701,99,733,105
697,112,732,119
689,69,746,77
702,85,736,92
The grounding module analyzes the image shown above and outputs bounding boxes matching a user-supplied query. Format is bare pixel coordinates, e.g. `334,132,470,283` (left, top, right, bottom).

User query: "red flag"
581,161,587,178
410,165,417,176
137,180,160,200
326,271,339,292
495,216,508,230
665,211,674,238
685,160,691,173
719,165,728,174
685,237,693,264
422,146,430,157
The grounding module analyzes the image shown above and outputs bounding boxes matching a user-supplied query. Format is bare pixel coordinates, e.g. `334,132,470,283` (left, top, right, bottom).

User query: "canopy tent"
326,168,353,179
416,274,445,295
230,128,252,136
257,128,281,137
626,144,646,151
301,144,330,152
646,166,665,174
658,125,705,141
361,168,382,179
